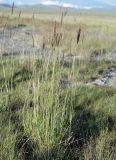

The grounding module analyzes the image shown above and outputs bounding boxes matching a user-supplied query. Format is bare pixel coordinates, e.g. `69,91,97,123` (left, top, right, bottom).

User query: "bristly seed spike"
12,2,15,15
77,28,81,45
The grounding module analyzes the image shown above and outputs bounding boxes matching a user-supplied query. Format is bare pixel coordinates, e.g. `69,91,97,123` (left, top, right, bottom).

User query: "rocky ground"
88,67,116,87
0,25,116,87
60,51,116,88
0,25,40,56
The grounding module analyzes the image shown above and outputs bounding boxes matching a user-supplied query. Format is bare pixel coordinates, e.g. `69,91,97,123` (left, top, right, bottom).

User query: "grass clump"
0,57,116,159
0,9,116,160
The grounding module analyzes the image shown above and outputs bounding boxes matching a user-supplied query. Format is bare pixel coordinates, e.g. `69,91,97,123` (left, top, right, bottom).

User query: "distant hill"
0,0,116,10
16,4,116,13
0,3,11,8
0,3,116,13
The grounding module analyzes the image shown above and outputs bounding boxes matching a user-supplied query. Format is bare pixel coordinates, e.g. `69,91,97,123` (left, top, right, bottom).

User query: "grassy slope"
0,9,116,160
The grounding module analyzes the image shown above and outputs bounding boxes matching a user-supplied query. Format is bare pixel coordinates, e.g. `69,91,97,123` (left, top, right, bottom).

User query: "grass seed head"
77,28,81,45
18,11,22,19
12,2,15,15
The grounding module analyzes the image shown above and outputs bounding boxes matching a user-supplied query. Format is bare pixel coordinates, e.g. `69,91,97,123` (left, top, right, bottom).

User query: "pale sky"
0,0,116,8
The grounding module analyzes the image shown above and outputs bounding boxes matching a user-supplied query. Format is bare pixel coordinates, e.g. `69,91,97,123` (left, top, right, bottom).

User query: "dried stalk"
53,21,57,36
10,27,12,38
42,42,46,50
18,11,22,19
82,31,85,44
32,12,35,20
12,2,15,15
0,13,4,24
77,28,81,45
60,12,64,26
32,34,35,48
51,21,62,48
3,23,7,34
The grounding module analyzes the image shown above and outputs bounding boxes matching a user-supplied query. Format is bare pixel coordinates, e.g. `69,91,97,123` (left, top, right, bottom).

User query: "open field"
0,8,116,160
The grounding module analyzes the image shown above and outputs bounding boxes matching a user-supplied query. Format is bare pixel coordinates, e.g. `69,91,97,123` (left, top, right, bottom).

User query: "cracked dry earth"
0,25,116,87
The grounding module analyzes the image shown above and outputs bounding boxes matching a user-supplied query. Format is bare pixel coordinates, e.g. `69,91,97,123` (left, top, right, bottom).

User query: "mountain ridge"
0,2,116,12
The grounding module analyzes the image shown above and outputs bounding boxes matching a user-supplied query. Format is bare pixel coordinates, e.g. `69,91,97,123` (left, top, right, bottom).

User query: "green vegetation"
0,56,116,160
0,9,116,160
